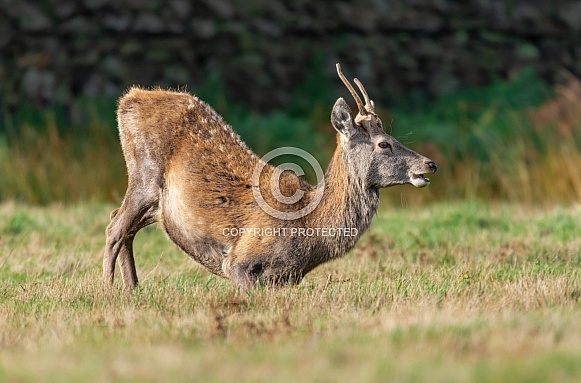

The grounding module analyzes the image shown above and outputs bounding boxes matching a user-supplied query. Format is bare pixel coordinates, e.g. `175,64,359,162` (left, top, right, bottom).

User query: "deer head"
333,64,437,189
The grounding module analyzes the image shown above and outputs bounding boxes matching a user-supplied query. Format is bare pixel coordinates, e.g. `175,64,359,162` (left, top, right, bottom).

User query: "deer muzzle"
410,161,437,188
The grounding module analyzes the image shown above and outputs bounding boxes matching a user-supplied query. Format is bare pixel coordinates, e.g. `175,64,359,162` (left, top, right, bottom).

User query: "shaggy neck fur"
306,141,380,261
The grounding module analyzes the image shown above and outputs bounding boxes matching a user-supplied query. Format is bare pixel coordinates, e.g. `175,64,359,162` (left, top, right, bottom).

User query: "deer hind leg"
103,186,159,288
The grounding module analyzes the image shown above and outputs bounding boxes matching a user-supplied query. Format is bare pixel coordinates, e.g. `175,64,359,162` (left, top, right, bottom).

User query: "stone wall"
2,0,581,114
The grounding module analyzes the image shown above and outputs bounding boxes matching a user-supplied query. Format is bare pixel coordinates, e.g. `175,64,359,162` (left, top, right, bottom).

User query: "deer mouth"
410,173,430,188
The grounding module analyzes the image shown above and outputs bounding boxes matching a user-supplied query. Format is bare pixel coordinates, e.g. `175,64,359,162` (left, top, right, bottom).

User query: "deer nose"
426,161,437,173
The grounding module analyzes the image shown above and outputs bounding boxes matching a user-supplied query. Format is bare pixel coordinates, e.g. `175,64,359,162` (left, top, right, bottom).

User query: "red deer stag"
104,64,437,289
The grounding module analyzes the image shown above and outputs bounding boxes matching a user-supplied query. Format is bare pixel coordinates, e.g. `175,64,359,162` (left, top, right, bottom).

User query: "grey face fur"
331,98,437,191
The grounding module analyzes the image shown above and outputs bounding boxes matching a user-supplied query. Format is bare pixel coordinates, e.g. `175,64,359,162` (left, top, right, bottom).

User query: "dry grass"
0,118,126,204
386,71,581,206
0,201,580,382
2,72,581,207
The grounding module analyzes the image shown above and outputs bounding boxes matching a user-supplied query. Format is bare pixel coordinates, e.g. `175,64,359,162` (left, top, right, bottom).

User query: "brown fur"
104,69,437,290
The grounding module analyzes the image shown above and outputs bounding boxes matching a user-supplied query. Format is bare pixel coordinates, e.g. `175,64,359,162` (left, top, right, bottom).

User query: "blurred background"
1,0,581,206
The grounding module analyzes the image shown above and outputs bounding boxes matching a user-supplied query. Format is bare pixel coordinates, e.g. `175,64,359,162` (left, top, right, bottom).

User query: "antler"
336,63,367,116
354,78,375,114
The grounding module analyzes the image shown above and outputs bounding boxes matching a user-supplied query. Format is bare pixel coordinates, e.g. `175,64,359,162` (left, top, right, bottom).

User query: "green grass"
0,201,580,382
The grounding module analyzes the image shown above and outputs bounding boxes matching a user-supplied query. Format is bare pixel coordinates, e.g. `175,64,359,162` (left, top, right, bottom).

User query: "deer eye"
378,141,392,152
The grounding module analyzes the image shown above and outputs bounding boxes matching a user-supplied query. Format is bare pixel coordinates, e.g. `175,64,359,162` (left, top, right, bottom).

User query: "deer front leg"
227,254,304,290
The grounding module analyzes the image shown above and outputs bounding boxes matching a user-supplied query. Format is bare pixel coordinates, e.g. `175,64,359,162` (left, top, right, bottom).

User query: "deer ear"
331,98,357,139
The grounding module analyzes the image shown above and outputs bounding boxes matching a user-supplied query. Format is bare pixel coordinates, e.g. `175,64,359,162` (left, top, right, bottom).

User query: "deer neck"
306,145,380,258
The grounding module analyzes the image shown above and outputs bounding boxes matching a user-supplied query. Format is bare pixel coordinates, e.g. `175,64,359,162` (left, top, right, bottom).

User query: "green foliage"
1,65,580,204
286,55,336,119
5,212,36,235
391,66,553,154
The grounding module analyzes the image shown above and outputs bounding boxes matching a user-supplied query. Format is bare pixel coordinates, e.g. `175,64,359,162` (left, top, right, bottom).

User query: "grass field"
0,200,580,382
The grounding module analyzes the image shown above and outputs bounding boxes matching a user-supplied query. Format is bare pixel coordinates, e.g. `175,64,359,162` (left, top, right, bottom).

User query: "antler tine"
336,63,367,116
353,78,374,114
